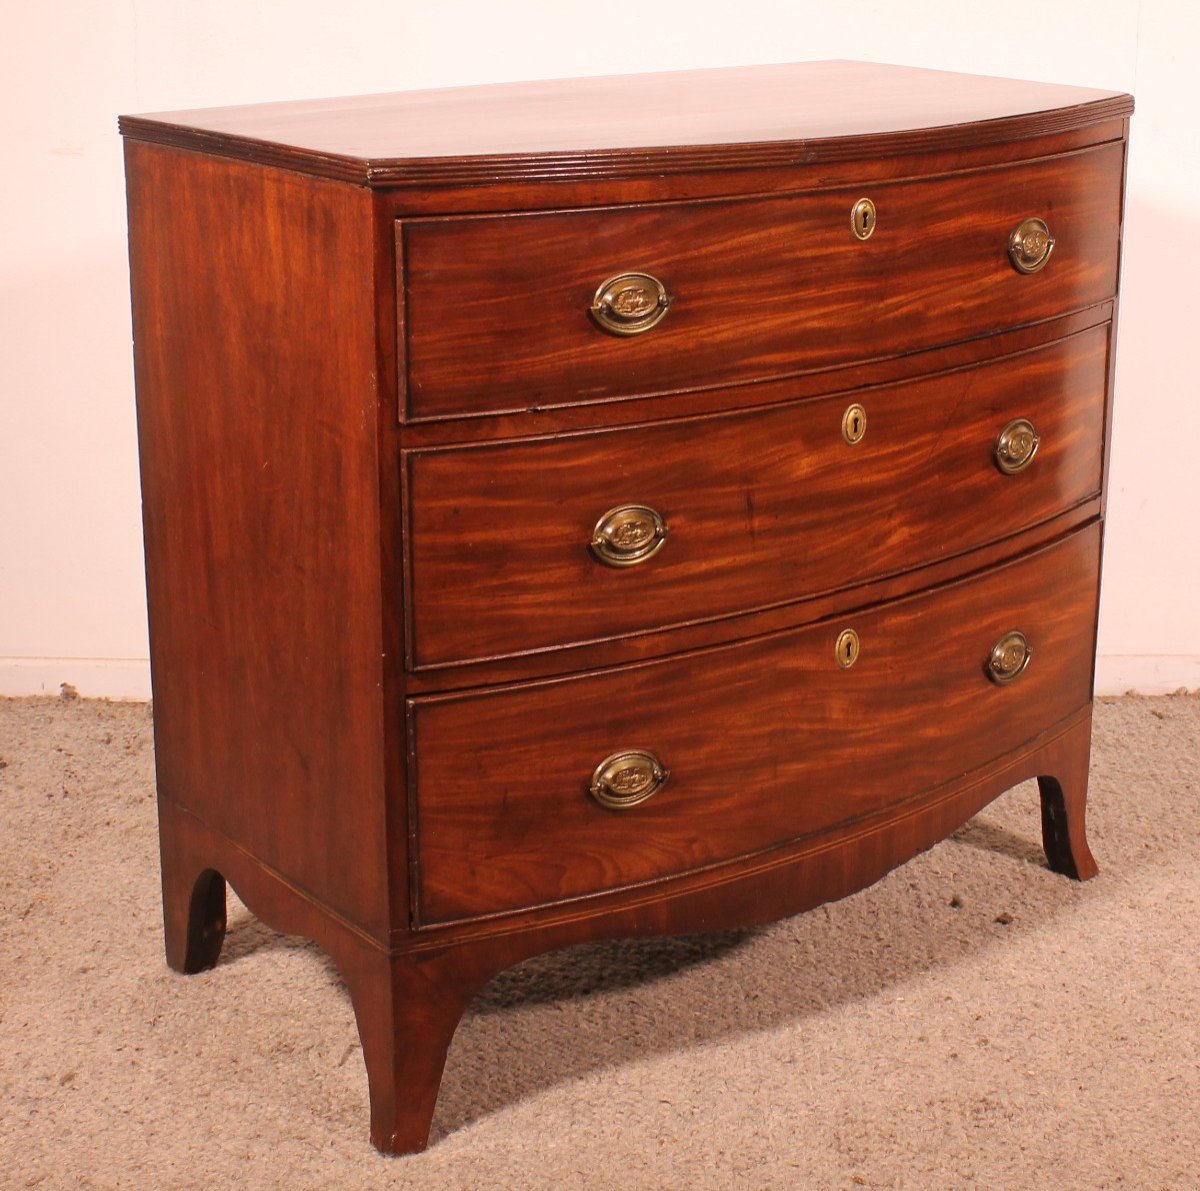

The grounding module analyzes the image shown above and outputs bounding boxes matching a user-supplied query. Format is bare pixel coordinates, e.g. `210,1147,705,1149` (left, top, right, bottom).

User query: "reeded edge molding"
118,95,1133,189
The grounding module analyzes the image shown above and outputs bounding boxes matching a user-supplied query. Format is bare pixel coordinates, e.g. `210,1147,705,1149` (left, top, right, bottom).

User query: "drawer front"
400,143,1123,420
410,525,1100,924
406,326,1107,667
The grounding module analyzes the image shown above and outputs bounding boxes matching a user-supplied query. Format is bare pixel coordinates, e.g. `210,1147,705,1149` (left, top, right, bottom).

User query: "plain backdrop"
1,0,1196,698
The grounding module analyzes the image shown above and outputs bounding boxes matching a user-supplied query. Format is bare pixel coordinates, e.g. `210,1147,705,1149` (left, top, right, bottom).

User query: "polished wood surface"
406,326,1108,667
122,63,1128,1155
403,500,1103,693
119,60,1131,187
125,141,393,935
410,525,1100,923
401,144,1123,418
398,304,1113,447
160,703,1097,1151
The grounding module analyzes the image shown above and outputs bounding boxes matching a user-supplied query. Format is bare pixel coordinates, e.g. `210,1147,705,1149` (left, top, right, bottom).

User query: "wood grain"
118,60,1131,187
410,524,1100,924
401,501,1101,694
158,704,1096,1153
406,325,1108,667
396,304,1113,448
125,141,392,936
123,63,1129,1155
400,144,1123,419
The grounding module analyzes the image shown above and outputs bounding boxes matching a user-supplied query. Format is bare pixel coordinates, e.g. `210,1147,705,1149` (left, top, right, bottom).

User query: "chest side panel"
125,142,391,936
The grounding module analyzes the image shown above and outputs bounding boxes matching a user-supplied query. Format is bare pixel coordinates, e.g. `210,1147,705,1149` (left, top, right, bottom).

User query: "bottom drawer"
409,525,1100,925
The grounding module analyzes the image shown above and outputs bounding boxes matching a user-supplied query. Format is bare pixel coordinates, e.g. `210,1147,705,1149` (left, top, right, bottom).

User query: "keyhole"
835,628,860,669
842,403,867,444
851,197,876,241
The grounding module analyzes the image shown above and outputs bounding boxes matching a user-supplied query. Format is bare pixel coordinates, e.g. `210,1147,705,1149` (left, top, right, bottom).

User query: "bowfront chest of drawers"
121,61,1133,1154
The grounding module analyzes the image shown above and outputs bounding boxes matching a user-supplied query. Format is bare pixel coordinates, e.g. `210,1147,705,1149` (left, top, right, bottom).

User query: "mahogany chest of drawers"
120,60,1133,1154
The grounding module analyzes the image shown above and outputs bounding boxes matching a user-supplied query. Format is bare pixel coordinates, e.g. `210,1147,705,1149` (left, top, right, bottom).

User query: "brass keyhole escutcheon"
835,628,861,669
851,197,877,241
842,403,867,445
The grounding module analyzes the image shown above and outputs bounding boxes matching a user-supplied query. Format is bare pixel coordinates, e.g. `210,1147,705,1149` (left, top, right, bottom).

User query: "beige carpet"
1,694,1198,1190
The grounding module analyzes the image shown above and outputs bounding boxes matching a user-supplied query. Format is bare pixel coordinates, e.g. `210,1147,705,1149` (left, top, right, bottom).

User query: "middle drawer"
405,325,1107,668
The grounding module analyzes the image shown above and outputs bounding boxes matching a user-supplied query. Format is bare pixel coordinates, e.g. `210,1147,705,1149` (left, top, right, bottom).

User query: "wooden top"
119,60,1133,188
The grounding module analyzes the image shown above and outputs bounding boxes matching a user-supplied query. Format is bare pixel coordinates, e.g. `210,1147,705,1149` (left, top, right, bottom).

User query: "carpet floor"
1,694,1197,1190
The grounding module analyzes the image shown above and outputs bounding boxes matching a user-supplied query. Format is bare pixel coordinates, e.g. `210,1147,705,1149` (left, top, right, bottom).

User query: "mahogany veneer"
400,145,1122,418
121,60,1132,1155
406,327,1108,666
413,527,1101,923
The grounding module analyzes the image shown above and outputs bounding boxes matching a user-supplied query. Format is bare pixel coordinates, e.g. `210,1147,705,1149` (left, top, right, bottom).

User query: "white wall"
1,0,1195,699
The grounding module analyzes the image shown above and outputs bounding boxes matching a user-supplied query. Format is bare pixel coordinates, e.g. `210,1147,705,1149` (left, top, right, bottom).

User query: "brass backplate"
987,631,1031,685
994,418,1041,474
1008,217,1055,274
590,504,668,568
590,272,672,335
590,749,669,811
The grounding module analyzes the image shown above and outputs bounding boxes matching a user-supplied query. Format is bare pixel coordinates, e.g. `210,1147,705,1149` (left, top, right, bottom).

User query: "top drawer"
399,142,1124,421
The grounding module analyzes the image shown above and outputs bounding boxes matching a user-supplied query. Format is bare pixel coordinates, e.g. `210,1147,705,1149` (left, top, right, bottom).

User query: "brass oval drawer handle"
994,418,1041,475
590,749,669,810
590,504,668,568
1008,217,1055,274
590,272,672,336
987,631,1031,685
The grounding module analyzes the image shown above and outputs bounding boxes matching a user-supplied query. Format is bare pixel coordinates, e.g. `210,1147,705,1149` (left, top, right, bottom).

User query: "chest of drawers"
120,60,1132,1154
